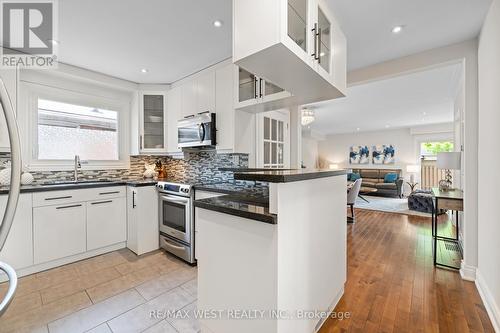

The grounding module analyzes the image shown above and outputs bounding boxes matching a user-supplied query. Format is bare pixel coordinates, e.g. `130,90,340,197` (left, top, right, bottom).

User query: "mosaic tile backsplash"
0,151,249,185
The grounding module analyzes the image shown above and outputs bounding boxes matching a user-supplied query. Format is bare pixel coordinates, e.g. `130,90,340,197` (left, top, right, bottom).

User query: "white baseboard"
476,270,500,332
0,242,126,282
460,262,477,281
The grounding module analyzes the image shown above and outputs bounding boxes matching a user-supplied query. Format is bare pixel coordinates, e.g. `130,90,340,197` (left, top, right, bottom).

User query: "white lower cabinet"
0,193,33,270
87,197,126,251
127,186,159,255
33,203,87,264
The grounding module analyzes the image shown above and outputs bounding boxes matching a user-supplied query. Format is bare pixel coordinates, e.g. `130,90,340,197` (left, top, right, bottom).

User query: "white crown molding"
475,270,500,333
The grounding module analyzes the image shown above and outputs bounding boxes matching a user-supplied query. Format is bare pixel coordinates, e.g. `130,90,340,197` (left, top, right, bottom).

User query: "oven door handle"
160,195,189,204
162,237,187,250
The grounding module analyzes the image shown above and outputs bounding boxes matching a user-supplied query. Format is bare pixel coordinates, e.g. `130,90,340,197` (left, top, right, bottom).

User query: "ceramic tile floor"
0,249,199,333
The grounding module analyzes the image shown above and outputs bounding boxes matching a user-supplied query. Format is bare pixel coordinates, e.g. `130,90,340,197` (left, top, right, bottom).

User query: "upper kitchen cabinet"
181,71,216,119
235,66,294,113
139,91,168,153
233,0,347,105
0,67,18,152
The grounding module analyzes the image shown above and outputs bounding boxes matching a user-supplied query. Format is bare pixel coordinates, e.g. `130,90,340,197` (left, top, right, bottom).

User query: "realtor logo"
1,0,57,68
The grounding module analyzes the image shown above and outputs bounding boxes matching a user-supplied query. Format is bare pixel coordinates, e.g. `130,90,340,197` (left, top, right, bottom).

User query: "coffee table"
358,187,377,203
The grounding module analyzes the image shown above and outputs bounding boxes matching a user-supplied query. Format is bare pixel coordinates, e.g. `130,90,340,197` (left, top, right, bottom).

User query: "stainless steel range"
156,181,195,264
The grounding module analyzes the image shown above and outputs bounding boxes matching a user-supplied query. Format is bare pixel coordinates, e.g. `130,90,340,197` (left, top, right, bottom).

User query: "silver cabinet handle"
311,23,319,60
132,191,136,208
317,27,322,64
45,195,72,201
0,261,17,317
91,200,112,205
99,191,120,195
56,204,82,210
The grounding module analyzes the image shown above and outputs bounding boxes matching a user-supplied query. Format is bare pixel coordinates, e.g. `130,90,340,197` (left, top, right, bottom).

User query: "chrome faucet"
74,155,81,182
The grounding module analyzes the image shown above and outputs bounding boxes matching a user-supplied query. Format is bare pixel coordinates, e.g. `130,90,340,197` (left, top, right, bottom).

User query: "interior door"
257,110,290,168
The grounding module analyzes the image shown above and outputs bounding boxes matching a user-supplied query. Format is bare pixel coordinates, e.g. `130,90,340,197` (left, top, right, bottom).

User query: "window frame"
21,82,131,171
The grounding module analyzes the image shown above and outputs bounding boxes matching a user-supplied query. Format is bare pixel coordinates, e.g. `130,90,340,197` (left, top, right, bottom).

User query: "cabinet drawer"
33,186,126,207
33,189,88,207
33,203,87,264
88,186,126,199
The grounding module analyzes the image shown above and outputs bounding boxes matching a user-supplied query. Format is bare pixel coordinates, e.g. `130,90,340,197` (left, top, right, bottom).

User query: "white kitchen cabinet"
127,186,159,255
0,67,18,152
181,71,216,119
139,91,168,153
0,193,33,270
86,197,126,251
166,86,182,153
33,202,87,264
196,71,216,114
233,0,346,104
234,66,293,113
181,80,197,118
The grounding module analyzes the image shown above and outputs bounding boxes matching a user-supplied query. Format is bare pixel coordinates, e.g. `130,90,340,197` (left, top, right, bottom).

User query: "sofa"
349,168,404,198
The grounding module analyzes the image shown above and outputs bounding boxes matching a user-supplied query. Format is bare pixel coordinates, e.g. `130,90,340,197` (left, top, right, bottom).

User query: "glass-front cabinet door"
140,92,167,153
287,0,308,52
238,68,257,104
317,4,332,74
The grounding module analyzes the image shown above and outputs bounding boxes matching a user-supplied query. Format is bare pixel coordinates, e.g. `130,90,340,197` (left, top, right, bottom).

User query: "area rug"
355,195,431,217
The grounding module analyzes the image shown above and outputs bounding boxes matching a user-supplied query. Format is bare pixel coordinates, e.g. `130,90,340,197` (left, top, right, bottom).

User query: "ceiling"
328,0,492,70
58,0,232,84
55,0,491,83
305,63,461,136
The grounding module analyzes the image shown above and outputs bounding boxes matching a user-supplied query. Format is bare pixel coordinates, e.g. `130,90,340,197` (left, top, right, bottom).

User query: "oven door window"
162,201,186,232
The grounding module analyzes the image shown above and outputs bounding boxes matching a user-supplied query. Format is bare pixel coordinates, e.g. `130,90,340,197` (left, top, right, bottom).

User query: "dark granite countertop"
194,194,276,224
234,169,349,183
194,180,268,197
0,178,158,195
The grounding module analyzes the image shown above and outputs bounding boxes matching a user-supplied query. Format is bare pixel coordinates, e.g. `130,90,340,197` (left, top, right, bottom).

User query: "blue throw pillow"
351,173,361,181
384,173,398,183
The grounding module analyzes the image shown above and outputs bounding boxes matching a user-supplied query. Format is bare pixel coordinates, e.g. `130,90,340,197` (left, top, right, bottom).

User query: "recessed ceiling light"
356,127,360,131
141,68,148,73
213,20,223,28
423,112,427,116
385,124,390,128
319,52,325,57
48,39,59,45
391,25,403,34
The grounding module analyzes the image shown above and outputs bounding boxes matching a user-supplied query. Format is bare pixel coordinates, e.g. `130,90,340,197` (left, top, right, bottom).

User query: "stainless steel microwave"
177,113,216,149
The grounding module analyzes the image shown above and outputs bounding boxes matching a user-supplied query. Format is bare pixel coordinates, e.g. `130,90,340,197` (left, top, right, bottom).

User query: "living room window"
420,141,454,160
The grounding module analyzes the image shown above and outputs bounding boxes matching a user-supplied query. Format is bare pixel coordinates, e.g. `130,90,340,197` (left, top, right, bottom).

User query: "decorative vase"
0,167,11,186
21,172,34,185
143,163,156,178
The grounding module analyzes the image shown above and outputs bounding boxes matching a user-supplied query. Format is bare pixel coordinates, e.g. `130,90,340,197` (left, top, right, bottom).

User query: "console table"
431,188,464,269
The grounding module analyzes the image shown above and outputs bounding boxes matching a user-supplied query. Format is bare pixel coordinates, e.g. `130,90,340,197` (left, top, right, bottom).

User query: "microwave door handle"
198,123,205,142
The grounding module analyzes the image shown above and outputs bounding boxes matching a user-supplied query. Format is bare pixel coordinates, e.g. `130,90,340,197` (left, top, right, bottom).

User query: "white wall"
317,125,453,194
301,137,319,169
477,0,500,330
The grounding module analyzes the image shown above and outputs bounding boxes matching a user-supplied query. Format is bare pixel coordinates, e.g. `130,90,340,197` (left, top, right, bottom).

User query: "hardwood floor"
320,209,495,333
0,209,494,332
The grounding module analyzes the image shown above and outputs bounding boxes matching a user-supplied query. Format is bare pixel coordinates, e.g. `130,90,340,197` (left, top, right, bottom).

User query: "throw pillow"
384,173,398,183
351,173,361,181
